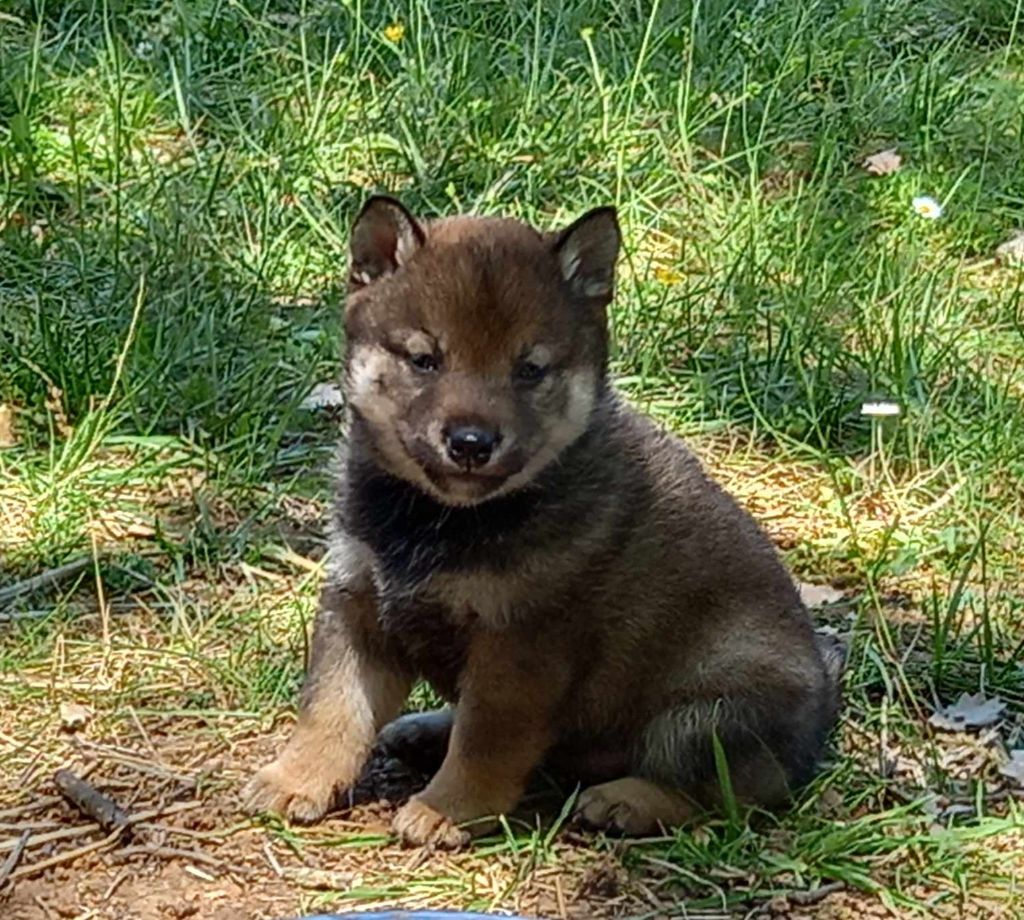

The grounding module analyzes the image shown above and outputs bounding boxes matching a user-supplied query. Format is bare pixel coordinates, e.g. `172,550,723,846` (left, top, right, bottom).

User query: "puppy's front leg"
243,582,412,823
392,632,565,848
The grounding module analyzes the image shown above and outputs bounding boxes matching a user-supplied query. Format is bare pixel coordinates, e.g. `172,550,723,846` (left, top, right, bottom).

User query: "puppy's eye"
515,360,547,384
409,352,440,373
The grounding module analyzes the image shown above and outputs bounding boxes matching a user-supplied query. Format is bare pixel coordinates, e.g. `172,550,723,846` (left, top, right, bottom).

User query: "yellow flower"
654,264,684,286
383,22,405,43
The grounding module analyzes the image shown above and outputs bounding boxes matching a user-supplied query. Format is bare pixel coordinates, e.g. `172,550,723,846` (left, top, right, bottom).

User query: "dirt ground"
0,722,891,920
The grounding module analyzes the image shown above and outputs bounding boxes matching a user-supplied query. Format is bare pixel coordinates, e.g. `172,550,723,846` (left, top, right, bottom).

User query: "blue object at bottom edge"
287,913,536,920
288,914,535,920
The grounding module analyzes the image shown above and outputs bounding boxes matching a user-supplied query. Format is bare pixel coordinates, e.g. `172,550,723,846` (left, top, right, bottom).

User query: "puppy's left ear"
553,207,620,302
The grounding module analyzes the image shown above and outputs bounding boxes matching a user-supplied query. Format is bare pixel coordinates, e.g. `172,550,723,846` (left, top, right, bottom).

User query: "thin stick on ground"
4,828,124,883
0,559,90,605
0,829,30,888
0,823,98,854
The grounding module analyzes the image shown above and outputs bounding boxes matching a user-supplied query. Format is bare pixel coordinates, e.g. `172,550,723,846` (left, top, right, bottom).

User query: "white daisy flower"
861,401,901,417
912,196,943,220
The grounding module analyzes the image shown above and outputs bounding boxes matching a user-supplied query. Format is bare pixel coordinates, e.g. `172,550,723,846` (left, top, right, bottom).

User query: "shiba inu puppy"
242,196,841,847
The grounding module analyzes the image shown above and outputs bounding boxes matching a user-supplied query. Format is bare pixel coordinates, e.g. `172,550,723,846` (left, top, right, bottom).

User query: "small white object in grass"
300,382,344,410
862,148,902,176
799,582,845,608
59,701,93,733
929,692,1006,731
995,230,1024,266
861,401,901,417
912,195,943,220
999,750,1024,785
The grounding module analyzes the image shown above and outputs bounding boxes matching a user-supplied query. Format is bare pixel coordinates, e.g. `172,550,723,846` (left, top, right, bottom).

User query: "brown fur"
241,197,840,846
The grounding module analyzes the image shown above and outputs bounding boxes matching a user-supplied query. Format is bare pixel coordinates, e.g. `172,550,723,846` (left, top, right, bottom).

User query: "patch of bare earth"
0,719,648,920
2,442,1022,919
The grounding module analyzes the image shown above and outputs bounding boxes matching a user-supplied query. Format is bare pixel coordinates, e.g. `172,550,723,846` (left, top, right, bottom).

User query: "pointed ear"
553,207,620,302
349,195,425,288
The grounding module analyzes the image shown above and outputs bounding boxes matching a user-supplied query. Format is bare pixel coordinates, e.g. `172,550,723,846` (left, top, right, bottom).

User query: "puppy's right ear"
349,196,425,289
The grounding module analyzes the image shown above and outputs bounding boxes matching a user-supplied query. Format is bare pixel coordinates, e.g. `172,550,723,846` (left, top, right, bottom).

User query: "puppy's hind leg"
633,692,831,823
574,776,697,835
575,689,835,836
377,707,454,775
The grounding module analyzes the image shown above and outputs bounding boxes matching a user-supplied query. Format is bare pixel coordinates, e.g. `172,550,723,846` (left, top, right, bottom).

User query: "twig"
101,867,130,901
262,841,283,877
0,796,62,820
134,821,238,842
5,829,123,883
0,797,202,854
0,559,91,606
281,866,356,890
0,830,29,887
554,873,568,920
53,769,131,838
33,897,58,920
0,800,204,883
115,844,253,879
0,823,96,854
786,881,845,905
0,599,175,623
114,844,223,869
0,820,64,832
72,738,196,788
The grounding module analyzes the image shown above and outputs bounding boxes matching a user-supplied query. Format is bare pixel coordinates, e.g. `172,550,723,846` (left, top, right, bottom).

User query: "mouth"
401,436,525,503
426,467,511,496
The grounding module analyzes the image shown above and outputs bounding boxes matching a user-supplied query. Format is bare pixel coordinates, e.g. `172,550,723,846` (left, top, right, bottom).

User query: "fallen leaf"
59,701,93,733
0,404,15,447
799,582,844,608
300,382,344,410
999,750,1024,785
929,692,1006,731
818,786,845,817
995,230,1024,266
862,148,902,176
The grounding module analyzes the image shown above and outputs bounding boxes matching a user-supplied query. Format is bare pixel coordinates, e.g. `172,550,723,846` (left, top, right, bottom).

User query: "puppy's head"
343,196,620,507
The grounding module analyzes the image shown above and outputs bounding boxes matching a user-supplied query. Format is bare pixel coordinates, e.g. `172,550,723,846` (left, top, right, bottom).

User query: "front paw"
241,756,341,824
391,796,471,849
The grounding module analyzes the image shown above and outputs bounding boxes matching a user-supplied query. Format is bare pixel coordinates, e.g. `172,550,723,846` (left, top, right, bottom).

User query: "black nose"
444,425,498,469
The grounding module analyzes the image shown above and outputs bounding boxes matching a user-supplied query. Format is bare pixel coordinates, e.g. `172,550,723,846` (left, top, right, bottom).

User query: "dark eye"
515,360,547,384
409,352,440,373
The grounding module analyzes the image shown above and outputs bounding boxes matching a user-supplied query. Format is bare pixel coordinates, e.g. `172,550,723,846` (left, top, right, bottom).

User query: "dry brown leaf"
929,692,1006,731
862,148,902,176
995,230,1024,266
999,751,1024,785
59,701,93,733
46,384,73,438
0,404,15,447
799,582,844,608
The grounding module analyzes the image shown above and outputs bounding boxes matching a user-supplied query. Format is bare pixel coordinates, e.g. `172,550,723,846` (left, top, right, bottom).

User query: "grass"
1,0,1023,916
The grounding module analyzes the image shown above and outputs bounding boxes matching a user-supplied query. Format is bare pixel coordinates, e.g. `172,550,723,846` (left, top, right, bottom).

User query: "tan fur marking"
242,590,411,823
495,369,596,498
575,777,698,835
